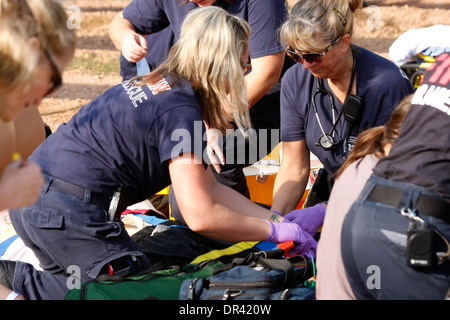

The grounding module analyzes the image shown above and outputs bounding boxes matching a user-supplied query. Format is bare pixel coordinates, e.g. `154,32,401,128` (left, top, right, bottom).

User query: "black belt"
48,177,111,208
367,184,450,224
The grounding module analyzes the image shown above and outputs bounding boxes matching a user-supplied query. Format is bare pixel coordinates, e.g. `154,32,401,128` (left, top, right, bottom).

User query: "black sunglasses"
285,37,342,65
43,49,63,96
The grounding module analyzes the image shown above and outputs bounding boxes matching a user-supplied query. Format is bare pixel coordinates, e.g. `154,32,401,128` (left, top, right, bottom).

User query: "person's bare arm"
204,165,283,223
245,52,284,107
0,284,24,300
13,107,45,159
0,159,43,211
168,153,277,242
271,140,310,214
109,11,148,62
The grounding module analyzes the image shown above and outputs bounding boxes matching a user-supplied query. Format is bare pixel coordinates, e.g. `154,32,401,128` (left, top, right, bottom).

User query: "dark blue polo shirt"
30,76,207,205
120,0,288,79
280,45,414,176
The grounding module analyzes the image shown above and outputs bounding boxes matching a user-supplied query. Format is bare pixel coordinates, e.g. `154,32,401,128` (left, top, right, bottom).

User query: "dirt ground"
40,0,450,133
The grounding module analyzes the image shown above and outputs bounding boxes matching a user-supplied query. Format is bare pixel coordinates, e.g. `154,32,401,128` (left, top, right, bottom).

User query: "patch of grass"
81,11,118,31
68,52,120,74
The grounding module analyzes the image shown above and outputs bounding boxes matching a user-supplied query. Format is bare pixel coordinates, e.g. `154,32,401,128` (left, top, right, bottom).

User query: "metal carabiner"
222,289,243,300
400,207,425,224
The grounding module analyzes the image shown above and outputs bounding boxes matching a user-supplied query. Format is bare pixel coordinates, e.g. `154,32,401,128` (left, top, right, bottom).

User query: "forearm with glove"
266,203,326,258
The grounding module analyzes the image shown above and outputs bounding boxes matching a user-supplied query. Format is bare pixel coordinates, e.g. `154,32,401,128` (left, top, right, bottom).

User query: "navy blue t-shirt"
280,45,414,176
30,76,207,205
121,0,288,79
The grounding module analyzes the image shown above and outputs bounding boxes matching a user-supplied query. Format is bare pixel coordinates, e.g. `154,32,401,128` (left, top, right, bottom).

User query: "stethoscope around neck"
312,48,358,151
312,78,343,150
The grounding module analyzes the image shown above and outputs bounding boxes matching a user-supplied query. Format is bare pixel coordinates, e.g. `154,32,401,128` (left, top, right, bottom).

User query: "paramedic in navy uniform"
341,53,450,300
9,7,312,289
109,0,291,213
271,0,414,214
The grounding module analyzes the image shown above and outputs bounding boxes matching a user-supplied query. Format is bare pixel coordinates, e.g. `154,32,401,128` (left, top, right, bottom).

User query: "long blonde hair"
134,6,252,135
280,0,362,52
0,0,76,93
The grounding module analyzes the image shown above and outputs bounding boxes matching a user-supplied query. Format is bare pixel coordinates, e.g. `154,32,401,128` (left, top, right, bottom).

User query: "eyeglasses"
241,61,252,76
43,49,63,96
285,37,342,65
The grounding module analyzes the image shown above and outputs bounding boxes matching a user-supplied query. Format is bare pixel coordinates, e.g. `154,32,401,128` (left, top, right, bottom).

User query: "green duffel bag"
64,259,223,300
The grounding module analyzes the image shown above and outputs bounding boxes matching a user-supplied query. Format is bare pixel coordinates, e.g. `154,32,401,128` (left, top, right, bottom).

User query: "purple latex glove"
282,203,326,236
264,220,307,244
264,220,317,258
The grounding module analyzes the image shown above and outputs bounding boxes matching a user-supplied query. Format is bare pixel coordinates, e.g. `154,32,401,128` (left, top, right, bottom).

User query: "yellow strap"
190,241,259,265
417,52,436,63
155,186,169,195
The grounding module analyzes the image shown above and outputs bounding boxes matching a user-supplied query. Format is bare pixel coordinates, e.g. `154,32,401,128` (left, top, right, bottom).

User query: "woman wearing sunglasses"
271,0,414,215
0,0,75,212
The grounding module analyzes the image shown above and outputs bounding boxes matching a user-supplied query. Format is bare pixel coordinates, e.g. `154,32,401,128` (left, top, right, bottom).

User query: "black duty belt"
48,177,111,208
367,184,450,224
